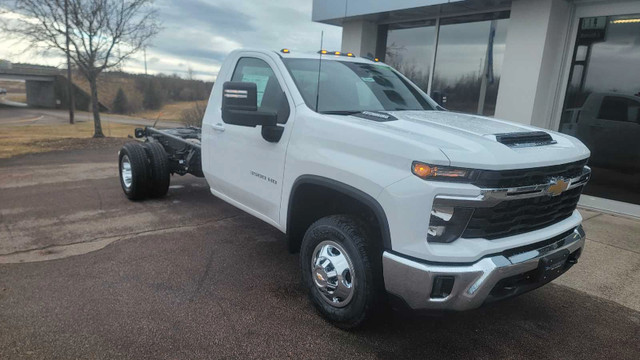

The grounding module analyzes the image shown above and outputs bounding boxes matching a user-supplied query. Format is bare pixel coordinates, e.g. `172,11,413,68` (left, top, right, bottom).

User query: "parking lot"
1,142,639,359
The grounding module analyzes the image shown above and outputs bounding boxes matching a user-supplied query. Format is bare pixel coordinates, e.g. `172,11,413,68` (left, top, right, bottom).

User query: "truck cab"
122,48,591,329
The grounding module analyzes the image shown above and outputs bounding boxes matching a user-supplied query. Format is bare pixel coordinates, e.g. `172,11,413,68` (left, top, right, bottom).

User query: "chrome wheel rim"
311,240,355,308
121,155,133,189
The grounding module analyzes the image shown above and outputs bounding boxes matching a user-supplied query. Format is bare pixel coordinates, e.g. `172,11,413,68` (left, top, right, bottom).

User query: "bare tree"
2,0,160,137
186,65,195,81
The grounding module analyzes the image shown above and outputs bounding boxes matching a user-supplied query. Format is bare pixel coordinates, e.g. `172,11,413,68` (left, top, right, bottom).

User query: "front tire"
300,215,383,329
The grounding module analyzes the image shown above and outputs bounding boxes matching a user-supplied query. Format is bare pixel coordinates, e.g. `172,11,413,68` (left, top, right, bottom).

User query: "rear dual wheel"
143,142,170,198
118,142,170,200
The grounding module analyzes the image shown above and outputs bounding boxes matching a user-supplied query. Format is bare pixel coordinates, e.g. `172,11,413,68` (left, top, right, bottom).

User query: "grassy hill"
71,70,213,115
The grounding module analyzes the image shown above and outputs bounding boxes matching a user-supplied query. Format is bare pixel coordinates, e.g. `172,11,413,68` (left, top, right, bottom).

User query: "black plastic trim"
288,175,392,249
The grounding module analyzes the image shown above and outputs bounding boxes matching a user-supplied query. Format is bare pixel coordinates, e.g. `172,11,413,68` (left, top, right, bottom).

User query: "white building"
313,0,640,217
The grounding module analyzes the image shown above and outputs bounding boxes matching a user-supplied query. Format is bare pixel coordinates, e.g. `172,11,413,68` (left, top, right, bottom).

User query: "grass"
0,98,206,159
133,100,207,122
0,80,26,93
5,93,27,103
72,74,141,111
0,120,137,159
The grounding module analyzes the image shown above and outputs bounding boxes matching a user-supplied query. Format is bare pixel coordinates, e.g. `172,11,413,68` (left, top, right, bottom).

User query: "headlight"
412,161,475,182
427,202,474,243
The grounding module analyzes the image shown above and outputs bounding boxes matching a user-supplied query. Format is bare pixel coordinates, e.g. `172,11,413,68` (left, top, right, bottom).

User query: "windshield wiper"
320,110,398,121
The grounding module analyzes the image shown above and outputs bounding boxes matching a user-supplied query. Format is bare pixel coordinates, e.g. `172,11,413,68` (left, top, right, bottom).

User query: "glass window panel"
385,26,436,93
575,45,588,61
231,57,290,124
481,18,509,116
432,18,509,115
559,14,640,205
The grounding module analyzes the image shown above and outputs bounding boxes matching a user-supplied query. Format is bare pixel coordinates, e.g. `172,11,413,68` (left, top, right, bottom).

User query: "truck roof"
277,50,382,64
231,48,382,64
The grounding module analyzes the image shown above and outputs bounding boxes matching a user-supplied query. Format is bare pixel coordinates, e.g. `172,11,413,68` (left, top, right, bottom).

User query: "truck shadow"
348,284,640,358
227,214,639,359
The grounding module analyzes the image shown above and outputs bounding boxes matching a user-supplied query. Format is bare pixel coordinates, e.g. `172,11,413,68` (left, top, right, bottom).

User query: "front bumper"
382,225,585,311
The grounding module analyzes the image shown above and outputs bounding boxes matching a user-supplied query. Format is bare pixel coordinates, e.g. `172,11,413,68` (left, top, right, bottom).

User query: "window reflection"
385,25,436,93
432,18,509,116
559,14,640,205
385,15,509,116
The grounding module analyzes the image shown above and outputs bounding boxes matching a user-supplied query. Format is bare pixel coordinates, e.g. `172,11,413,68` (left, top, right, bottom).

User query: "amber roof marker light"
316,50,355,57
281,48,290,53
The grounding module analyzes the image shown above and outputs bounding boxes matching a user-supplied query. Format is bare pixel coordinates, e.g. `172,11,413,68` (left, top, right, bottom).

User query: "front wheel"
300,215,383,329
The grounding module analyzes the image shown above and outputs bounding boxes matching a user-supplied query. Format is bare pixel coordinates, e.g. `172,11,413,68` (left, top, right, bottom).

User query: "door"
558,10,640,206
208,55,293,224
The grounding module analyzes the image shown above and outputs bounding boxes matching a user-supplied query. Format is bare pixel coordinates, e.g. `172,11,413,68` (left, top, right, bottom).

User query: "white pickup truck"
118,49,591,328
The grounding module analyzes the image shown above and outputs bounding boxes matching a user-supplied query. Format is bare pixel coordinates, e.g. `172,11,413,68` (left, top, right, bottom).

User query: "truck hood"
356,110,590,170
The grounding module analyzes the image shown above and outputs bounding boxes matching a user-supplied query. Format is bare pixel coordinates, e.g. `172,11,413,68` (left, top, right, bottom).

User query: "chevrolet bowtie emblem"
546,178,570,196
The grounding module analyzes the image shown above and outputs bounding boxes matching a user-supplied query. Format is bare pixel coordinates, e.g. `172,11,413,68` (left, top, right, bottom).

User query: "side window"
231,57,290,124
598,96,640,123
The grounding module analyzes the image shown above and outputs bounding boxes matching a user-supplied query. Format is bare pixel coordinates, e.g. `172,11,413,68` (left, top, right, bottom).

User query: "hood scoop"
493,131,557,148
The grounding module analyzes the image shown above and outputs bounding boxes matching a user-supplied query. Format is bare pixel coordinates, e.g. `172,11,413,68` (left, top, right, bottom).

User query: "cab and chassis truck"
118,49,591,328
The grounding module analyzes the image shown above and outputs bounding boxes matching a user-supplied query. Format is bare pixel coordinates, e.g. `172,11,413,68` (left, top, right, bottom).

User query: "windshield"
282,59,435,114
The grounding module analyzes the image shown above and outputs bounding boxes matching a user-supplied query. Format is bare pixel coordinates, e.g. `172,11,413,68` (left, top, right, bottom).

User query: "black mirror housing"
222,81,257,112
221,81,285,143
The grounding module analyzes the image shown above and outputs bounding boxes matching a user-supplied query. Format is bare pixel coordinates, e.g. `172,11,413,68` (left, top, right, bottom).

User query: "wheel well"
286,177,390,253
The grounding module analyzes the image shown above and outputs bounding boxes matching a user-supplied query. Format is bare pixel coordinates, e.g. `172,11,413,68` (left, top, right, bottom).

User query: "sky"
0,0,342,81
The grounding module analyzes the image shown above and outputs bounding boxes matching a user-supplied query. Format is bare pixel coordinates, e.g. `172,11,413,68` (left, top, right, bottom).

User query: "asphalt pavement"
0,143,639,359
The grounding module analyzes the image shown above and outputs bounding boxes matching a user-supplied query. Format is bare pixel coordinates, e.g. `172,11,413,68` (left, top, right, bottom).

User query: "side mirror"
431,90,447,107
221,81,284,142
222,81,257,113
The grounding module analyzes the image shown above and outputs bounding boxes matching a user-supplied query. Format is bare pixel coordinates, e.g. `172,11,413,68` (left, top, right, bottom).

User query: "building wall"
312,0,461,23
341,19,378,56
494,0,573,127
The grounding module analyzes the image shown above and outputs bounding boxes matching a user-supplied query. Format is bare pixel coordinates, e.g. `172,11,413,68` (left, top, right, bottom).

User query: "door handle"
212,123,225,132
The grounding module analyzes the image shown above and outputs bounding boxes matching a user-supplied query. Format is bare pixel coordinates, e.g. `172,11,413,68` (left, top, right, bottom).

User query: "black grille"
462,187,583,239
473,159,588,188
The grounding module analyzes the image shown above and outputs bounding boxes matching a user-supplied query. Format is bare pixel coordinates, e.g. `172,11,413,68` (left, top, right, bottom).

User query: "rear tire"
119,142,150,200
143,141,171,198
300,215,383,329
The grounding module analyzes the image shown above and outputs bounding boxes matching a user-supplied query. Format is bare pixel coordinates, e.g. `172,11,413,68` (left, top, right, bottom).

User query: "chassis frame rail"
135,126,203,177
